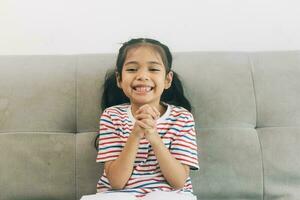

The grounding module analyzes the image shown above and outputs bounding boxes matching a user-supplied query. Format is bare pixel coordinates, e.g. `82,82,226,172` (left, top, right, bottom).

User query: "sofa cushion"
0,133,75,200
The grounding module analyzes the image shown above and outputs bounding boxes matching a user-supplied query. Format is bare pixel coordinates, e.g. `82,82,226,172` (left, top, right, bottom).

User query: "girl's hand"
135,104,161,143
131,122,145,139
135,104,160,120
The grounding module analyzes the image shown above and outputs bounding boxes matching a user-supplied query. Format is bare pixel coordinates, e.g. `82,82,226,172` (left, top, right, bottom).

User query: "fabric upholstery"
0,51,299,200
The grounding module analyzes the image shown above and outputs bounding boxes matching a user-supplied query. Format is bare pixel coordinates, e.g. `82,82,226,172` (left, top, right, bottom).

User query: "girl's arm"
104,126,143,190
135,106,190,189
145,130,190,189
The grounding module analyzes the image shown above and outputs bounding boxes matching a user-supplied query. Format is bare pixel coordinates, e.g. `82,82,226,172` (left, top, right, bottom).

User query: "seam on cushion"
247,53,258,129
255,129,265,200
248,53,264,200
75,134,77,200
75,56,78,200
75,56,78,133
0,131,75,134
197,126,300,130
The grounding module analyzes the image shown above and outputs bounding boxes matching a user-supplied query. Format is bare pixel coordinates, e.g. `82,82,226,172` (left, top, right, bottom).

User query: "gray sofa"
0,51,300,200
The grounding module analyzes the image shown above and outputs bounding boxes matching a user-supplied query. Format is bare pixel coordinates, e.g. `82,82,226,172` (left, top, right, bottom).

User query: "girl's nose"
136,71,149,81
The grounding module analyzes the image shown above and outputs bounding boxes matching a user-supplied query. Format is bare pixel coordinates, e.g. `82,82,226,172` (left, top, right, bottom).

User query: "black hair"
95,38,191,149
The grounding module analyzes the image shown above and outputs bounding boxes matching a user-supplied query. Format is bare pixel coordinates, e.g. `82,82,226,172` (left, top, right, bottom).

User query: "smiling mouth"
132,86,153,93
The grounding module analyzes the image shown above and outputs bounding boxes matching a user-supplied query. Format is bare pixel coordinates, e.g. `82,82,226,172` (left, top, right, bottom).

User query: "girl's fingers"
136,120,151,129
142,119,156,128
135,113,153,121
135,104,148,114
136,109,157,120
136,117,156,129
136,105,160,120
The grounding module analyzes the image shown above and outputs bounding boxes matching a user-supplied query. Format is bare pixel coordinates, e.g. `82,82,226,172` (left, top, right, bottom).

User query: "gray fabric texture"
0,51,299,200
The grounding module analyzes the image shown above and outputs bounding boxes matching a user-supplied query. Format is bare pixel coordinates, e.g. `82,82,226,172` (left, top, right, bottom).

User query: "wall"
1,0,300,54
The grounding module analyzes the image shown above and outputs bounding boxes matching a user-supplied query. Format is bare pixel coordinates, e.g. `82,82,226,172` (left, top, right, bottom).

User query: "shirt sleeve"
170,112,199,170
96,109,123,163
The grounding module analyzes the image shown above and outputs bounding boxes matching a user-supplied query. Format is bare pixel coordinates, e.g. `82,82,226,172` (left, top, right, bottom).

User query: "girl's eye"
126,68,137,72
149,68,161,72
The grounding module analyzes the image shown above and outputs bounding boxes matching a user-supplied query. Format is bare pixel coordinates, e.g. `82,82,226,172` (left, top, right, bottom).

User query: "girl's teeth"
135,87,151,92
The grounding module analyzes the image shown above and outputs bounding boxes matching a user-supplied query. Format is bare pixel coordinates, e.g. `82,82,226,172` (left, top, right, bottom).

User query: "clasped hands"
132,104,161,143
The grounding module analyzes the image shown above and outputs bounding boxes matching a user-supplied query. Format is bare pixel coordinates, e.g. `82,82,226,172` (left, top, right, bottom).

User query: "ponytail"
95,70,129,149
101,69,129,111
161,71,191,112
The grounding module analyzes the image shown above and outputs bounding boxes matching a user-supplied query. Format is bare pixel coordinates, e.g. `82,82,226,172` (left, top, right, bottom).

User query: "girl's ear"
116,72,122,88
165,71,173,89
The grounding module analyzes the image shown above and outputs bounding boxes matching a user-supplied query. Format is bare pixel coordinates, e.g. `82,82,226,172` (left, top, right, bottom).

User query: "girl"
83,38,199,200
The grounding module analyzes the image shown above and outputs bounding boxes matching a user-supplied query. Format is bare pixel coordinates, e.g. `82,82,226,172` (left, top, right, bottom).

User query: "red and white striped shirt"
96,103,199,197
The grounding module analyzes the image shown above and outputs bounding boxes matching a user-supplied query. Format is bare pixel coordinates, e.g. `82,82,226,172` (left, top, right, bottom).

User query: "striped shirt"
96,103,199,197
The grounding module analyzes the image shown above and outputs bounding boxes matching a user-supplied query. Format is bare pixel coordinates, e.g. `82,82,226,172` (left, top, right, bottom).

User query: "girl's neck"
131,102,167,118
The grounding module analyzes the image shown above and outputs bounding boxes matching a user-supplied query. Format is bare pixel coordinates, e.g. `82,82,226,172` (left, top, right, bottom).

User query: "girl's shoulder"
102,103,130,116
167,103,194,121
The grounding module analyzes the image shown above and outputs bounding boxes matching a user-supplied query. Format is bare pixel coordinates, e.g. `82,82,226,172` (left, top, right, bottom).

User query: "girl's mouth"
132,86,153,93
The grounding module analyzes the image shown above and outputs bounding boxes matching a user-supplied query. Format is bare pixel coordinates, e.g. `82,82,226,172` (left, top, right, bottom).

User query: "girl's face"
117,45,173,109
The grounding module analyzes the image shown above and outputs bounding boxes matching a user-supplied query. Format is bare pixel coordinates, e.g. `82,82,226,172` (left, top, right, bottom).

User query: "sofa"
0,51,300,200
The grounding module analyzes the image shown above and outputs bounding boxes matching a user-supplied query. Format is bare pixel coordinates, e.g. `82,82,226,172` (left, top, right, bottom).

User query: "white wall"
1,0,300,54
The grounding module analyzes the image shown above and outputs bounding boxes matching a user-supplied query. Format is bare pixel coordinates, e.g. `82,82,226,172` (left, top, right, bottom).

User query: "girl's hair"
95,38,191,149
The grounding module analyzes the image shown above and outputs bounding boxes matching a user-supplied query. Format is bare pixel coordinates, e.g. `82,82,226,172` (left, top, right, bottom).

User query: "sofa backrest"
0,52,300,200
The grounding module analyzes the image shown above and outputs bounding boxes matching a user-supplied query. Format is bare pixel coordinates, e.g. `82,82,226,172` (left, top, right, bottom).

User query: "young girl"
82,38,199,200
